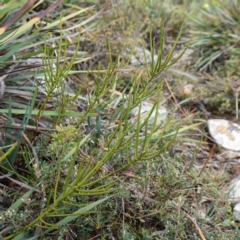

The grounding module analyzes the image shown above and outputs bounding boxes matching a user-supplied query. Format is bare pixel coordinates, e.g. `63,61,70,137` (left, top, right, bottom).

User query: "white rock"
131,101,167,123
122,46,158,66
229,177,240,199
172,48,194,64
233,203,240,221
207,119,240,151
228,176,240,221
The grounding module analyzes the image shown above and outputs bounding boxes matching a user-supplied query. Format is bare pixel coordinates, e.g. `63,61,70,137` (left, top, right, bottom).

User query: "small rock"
229,177,240,200
179,84,194,98
233,203,240,221
228,176,240,221
172,48,194,63
207,119,240,151
122,46,158,66
219,149,240,159
131,101,167,123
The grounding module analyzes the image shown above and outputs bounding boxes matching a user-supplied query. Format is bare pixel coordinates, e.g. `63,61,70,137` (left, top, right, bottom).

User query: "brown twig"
2,124,52,137
22,132,39,168
179,208,207,240
198,144,215,177
163,77,188,118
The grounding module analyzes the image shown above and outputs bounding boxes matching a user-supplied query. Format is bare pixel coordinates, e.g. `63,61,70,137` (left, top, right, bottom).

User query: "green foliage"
0,0,239,239
0,17,191,238
207,89,234,113
187,0,240,71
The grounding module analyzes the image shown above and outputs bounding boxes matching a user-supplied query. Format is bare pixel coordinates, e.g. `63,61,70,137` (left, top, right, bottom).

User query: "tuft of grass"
187,0,240,72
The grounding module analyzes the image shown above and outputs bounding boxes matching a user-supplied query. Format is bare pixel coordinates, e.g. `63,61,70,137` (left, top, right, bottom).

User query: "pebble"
228,176,240,221
207,119,240,151
131,101,167,123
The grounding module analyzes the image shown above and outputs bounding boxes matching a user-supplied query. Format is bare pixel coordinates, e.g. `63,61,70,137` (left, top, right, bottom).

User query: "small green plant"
1,1,239,239
0,17,194,238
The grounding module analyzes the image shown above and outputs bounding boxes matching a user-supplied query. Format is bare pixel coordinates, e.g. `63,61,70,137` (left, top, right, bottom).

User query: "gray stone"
207,119,240,151
228,176,240,221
